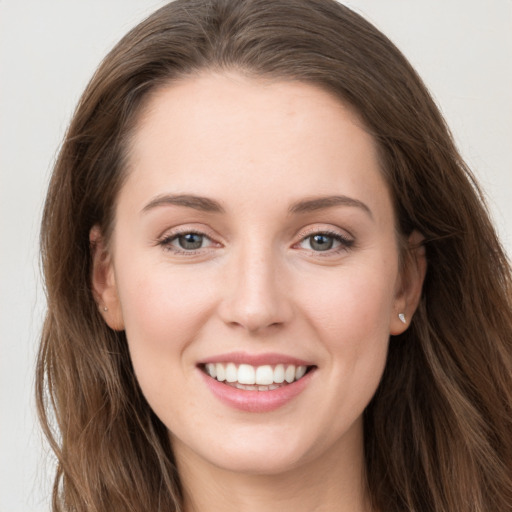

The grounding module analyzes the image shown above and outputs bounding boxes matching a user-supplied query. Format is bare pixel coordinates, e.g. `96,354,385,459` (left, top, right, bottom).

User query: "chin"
171,426,316,477
208,447,306,476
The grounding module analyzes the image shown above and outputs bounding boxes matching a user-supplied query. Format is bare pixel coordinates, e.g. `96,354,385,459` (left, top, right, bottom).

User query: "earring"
398,313,406,324
103,306,108,312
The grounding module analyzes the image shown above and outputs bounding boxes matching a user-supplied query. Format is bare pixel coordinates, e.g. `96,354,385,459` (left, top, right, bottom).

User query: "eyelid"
156,225,222,254
156,222,221,242
295,224,354,242
294,225,355,253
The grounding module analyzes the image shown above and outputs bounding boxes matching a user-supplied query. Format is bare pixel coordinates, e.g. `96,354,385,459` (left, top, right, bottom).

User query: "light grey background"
1,1,510,511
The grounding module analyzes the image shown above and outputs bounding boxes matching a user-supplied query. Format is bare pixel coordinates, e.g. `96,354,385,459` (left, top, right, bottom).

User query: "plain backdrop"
1,1,510,511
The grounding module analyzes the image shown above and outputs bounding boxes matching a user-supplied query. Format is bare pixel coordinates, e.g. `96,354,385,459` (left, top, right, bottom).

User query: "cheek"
113,263,220,424
299,259,397,397
114,258,216,376
301,260,397,340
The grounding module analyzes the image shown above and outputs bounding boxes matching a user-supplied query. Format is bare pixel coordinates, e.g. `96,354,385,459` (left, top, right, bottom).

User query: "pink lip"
198,366,316,413
197,351,313,367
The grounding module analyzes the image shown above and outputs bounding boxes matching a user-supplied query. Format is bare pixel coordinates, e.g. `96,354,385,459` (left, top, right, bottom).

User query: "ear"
90,225,125,331
390,230,427,335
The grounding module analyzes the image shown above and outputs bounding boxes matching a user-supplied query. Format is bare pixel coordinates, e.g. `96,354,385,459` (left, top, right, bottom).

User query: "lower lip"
199,369,315,413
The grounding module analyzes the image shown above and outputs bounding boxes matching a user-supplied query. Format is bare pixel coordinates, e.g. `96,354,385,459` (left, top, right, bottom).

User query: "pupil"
311,234,333,251
179,233,203,250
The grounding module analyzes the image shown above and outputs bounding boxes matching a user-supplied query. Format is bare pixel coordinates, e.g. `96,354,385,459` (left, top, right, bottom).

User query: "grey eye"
177,233,204,250
308,234,335,251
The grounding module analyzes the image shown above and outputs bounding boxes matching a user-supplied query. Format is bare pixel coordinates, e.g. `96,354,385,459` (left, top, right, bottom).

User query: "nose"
217,245,293,333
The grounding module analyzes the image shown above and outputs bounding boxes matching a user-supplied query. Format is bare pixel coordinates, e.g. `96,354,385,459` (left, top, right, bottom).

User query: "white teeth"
204,362,310,387
225,363,237,382
285,365,296,383
274,364,285,383
232,383,284,391
255,365,274,385
295,365,307,380
216,363,226,382
205,363,216,378
238,364,255,385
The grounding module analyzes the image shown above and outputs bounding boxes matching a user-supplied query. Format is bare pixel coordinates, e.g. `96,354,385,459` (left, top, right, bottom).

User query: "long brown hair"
37,1,512,510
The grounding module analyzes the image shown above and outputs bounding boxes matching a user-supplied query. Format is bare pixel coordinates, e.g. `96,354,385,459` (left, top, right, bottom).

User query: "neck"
173,424,372,512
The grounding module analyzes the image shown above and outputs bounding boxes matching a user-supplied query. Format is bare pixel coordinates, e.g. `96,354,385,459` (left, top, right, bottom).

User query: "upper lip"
197,351,315,367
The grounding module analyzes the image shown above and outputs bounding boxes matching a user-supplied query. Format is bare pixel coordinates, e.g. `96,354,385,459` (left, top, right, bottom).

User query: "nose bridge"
219,236,291,332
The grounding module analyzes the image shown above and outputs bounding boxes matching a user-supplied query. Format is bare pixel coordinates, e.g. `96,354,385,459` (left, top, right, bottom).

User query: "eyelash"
157,228,354,256
158,229,216,255
295,228,355,255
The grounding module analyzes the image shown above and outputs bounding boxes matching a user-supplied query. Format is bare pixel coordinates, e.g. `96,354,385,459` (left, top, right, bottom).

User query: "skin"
92,73,426,512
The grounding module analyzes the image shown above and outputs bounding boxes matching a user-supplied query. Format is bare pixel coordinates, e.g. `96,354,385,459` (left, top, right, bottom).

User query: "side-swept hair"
37,1,512,510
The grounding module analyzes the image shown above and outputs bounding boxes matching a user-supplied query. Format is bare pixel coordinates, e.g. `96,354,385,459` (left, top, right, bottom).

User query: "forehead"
121,73,393,223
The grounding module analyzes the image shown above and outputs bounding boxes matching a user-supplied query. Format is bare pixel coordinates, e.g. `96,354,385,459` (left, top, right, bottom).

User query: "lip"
197,351,313,367
198,360,316,413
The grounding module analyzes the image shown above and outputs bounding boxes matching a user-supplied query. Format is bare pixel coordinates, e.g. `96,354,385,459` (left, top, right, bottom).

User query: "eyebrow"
141,194,225,214
288,195,373,218
141,193,372,218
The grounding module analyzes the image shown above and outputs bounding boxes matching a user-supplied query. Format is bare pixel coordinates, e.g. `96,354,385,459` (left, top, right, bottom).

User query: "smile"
197,352,317,412
203,363,309,391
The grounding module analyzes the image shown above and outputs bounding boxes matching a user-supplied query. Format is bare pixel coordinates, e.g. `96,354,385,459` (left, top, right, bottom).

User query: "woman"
37,0,512,511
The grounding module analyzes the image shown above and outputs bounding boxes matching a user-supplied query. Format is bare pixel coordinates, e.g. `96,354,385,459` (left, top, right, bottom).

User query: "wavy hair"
37,1,512,510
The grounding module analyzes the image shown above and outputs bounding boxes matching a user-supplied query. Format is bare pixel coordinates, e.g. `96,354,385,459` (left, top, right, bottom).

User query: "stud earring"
103,306,108,312
398,313,406,324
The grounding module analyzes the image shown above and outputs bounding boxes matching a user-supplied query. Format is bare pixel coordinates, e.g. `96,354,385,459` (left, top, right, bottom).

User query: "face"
93,73,424,477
